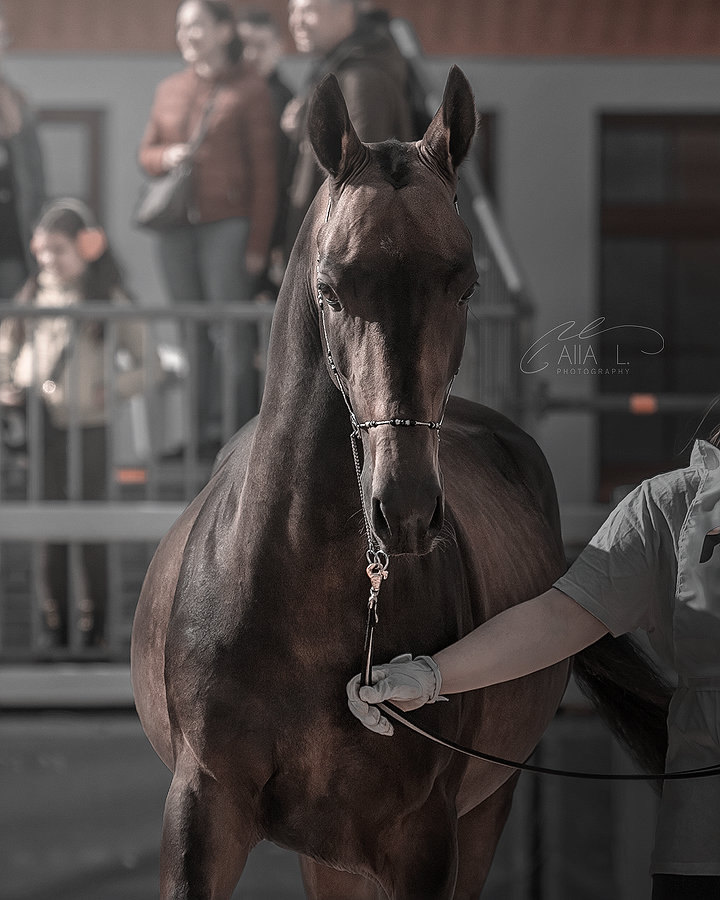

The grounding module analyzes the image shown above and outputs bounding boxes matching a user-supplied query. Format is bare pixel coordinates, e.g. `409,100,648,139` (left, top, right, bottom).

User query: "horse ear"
308,73,364,180
421,65,477,175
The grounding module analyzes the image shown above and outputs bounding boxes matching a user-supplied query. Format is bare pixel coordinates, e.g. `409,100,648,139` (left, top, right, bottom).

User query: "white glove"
346,653,443,736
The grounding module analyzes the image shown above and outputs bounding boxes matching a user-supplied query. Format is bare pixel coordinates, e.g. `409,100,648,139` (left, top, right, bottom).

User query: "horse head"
307,66,478,555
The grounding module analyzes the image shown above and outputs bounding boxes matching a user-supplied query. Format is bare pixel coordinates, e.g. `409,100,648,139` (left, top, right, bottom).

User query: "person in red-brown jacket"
138,0,277,446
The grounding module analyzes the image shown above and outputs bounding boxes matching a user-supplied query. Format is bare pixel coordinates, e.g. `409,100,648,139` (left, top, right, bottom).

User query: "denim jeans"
41,416,108,645
157,218,258,439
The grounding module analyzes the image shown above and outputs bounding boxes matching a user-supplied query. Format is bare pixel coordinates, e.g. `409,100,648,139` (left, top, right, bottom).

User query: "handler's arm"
434,587,609,695
347,589,609,735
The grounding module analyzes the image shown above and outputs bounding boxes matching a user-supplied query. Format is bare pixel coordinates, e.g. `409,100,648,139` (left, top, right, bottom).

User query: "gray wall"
435,56,720,504
5,52,720,503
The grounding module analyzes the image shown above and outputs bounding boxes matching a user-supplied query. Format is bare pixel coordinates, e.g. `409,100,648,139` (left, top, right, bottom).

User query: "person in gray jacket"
349,432,720,899
282,0,414,258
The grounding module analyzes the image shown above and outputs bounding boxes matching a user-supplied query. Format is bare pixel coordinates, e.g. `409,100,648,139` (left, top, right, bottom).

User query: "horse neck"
245,231,356,517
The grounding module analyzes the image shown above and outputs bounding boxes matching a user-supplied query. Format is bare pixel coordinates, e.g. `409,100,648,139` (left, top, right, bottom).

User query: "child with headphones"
0,198,158,650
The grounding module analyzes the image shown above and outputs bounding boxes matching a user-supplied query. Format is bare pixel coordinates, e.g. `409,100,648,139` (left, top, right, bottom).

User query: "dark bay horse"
132,67,669,899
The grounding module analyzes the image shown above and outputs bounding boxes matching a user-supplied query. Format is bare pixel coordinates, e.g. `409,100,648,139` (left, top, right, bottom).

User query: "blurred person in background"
236,6,293,294
282,0,414,258
138,0,277,451
0,199,159,650
0,2,45,300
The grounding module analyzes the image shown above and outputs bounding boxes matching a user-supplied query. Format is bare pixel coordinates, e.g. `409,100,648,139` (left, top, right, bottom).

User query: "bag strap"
186,83,221,158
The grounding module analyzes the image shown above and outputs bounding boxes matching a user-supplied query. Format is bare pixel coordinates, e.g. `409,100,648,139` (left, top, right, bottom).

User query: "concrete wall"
432,56,720,503
5,52,720,503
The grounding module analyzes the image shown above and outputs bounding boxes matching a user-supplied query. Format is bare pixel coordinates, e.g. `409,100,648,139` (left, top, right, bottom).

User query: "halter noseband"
316,197,455,439
317,296,455,438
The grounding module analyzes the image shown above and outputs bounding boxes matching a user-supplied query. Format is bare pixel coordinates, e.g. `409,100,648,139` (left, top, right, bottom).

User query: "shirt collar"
690,440,720,472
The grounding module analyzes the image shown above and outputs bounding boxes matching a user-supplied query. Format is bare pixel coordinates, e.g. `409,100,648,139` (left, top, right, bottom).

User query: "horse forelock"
373,140,412,189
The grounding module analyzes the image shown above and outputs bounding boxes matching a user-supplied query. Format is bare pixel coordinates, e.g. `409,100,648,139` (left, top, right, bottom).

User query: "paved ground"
1,711,305,900
0,675,656,899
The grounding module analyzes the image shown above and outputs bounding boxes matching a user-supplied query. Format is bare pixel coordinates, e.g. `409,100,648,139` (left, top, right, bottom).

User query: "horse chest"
257,724,438,858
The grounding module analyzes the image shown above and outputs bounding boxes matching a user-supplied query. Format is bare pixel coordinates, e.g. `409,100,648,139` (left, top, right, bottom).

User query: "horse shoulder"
131,424,256,767
444,396,562,548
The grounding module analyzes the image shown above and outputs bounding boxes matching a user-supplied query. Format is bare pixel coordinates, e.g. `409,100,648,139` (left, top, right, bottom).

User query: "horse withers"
132,67,669,899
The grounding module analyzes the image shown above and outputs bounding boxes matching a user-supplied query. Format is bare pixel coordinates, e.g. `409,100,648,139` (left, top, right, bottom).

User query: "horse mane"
375,140,412,189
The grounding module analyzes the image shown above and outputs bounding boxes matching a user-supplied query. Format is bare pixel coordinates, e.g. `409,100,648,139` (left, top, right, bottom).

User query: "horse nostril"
372,497,391,539
429,495,444,537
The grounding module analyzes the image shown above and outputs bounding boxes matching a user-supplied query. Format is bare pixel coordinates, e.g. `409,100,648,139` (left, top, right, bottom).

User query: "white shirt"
555,440,720,875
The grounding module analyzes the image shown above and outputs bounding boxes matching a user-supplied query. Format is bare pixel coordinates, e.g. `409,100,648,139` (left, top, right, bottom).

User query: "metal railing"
0,296,527,659
0,302,276,501
1,23,535,661
0,303,274,658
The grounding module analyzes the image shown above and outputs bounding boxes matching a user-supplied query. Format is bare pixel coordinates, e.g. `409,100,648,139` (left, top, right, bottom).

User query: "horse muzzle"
370,473,444,555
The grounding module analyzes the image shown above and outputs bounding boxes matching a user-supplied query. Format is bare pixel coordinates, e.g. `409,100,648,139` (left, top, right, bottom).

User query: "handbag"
133,85,220,231
133,161,194,230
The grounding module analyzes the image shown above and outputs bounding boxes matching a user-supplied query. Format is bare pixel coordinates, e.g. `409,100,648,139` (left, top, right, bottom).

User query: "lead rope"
375,703,720,781
318,199,720,781
332,304,720,782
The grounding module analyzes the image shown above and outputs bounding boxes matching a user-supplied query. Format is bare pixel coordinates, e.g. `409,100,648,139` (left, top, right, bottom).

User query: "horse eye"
317,280,343,311
458,282,478,306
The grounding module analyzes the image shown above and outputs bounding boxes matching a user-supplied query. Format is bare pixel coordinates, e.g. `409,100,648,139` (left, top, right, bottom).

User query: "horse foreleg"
454,773,521,899
378,793,459,900
302,791,458,900
299,856,388,899
159,753,254,900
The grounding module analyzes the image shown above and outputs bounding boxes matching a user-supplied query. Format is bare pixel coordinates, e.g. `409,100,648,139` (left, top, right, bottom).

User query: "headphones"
30,197,108,263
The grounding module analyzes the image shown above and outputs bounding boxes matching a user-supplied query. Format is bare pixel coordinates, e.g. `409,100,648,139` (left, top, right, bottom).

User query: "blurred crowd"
0,0,425,650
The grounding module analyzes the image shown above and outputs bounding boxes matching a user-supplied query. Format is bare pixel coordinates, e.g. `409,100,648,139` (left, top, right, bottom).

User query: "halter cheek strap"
316,195,457,688
315,263,456,438
316,195,457,437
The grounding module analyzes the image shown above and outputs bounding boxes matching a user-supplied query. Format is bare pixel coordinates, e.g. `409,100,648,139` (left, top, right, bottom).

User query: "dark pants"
652,875,720,899
157,219,259,442
40,416,107,646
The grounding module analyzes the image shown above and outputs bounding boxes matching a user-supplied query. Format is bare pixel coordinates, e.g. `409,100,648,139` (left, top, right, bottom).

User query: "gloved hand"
346,653,443,736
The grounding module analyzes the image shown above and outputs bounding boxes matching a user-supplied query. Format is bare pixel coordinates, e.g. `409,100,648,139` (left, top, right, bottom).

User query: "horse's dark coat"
131,68,667,899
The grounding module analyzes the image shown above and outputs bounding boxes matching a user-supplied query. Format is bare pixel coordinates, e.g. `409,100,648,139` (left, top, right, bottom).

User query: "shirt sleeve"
554,482,662,637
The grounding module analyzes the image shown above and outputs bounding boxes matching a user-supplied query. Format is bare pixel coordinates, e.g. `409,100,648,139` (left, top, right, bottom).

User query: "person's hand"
245,251,265,277
0,384,22,406
346,653,443,736
162,143,192,170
